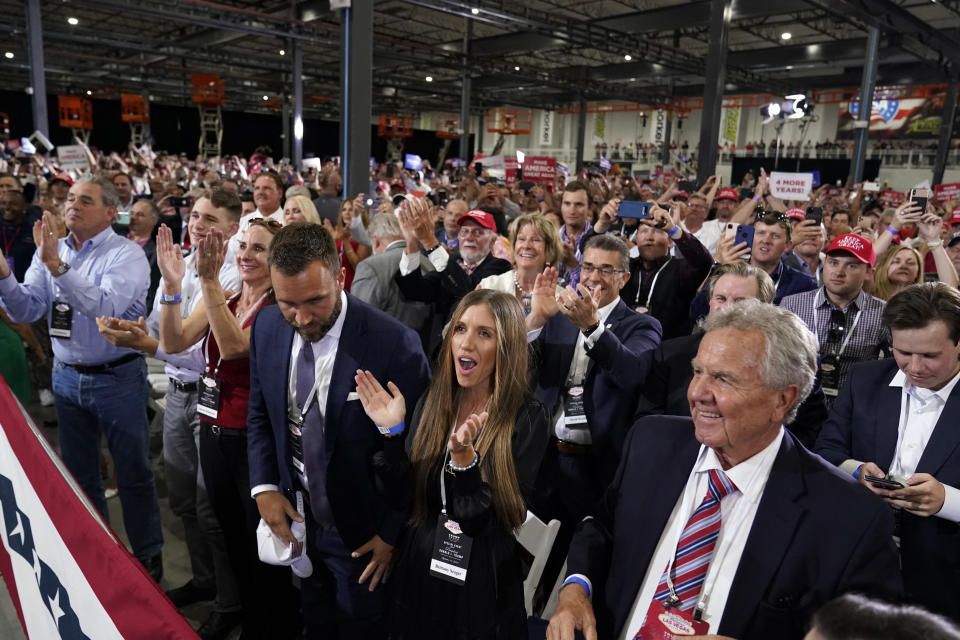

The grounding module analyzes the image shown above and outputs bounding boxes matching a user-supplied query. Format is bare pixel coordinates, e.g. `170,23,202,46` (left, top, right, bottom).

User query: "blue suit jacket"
816,358,960,620
246,294,431,549
531,299,661,488
568,416,902,639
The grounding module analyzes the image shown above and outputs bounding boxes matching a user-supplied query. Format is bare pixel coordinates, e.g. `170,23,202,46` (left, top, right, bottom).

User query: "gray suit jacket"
351,240,432,337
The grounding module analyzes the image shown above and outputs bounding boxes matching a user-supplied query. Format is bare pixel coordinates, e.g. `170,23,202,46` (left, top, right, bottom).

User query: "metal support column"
933,72,959,186
292,38,304,169
459,19,472,162
25,0,48,136
696,0,732,185
339,2,372,197
282,98,291,160
850,27,881,184
477,103,484,155
575,95,587,172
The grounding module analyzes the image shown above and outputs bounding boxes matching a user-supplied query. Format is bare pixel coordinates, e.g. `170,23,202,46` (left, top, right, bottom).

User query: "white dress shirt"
250,291,348,497
886,368,960,522
683,218,725,255
526,297,620,444
617,428,785,638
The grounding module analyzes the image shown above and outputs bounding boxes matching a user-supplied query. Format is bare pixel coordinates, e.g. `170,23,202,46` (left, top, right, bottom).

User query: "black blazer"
246,294,432,549
530,299,661,489
395,250,511,357
816,358,960,619
568,416,903,639
636,332,829,449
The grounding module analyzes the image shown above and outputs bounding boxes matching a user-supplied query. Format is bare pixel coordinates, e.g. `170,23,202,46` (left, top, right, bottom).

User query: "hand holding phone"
864,475,905,490
908,187,931,214
618,200,654,220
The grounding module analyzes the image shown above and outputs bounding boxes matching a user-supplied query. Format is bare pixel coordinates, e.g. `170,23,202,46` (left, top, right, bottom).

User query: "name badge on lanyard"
50,301,73,339
563,385,588,426
197,374,222,419
635,599,709,638
429,511,473,586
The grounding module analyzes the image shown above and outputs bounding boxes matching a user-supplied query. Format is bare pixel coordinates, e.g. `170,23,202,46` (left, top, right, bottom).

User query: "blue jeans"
52,357,163,560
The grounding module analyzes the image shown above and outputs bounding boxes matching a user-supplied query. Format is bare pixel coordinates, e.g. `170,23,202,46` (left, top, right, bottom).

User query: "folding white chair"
515,510,562,617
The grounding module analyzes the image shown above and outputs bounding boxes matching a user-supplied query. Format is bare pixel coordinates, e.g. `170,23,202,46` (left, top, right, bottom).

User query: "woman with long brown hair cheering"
354,289,549,639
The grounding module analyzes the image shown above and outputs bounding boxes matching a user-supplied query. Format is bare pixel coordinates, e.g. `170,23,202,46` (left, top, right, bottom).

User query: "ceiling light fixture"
67,17,79,25
624,54,632,61
471,7,479,15
279,49,285,56
425,76,433,82
262,95,269,100
781,32,792,40
514,65,520,71
86,90,92,95
3,52,13,59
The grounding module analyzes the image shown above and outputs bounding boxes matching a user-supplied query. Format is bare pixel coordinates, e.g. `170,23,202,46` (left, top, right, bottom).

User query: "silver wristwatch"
52,261,71,278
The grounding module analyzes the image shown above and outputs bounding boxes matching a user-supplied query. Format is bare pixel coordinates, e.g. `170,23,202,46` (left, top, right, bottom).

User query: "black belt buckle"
169,378,198,392
210,425,223,437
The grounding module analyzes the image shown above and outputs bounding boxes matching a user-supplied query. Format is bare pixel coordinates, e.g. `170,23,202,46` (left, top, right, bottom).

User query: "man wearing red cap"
396,198,511,354
781,233,889,403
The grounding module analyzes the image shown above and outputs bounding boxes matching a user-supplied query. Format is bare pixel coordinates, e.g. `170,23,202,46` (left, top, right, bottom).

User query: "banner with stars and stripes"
0,378,198,639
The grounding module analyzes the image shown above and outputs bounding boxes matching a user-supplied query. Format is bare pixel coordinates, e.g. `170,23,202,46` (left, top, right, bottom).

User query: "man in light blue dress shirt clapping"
0,174,164,580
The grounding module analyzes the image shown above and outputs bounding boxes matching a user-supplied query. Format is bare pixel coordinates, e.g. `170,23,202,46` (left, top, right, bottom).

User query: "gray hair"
702,299,817,424
584,233,630,272
367,212,402,241
77,174,120,208
707,262,776,304
136,198,160,219
285,184,311,200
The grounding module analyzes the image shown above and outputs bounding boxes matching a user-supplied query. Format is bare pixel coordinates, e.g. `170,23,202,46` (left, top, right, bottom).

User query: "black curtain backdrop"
1,91,473,165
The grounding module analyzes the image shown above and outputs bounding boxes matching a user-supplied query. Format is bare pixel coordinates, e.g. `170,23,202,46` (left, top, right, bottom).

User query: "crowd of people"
2,141,960,640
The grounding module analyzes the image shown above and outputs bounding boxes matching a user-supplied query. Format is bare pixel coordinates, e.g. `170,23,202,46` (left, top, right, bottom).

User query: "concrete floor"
0,397,238,640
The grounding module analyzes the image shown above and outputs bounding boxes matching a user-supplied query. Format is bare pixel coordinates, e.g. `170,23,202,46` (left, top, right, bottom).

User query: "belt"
556,439,591,456
67,353,141,374
205,424,245,438
169,377,199,392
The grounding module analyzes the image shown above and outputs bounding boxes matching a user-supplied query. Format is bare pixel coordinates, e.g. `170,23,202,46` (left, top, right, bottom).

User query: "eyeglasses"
248,217,282,230
458,227,489,238
760,211,790,225
826,309,847,345
581,262,625,277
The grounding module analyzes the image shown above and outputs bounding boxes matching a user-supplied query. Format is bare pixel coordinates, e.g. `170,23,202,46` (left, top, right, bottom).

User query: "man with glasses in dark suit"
781,233,889,405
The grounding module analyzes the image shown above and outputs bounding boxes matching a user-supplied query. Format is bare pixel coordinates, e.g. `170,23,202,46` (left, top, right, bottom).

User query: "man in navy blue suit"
247,223,430,639
527,234,662,530
817,283,960,622
548,300,901,640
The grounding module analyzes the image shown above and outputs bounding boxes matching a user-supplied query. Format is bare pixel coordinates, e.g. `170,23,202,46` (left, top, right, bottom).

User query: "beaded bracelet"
377,421,405,437
447,450,479,472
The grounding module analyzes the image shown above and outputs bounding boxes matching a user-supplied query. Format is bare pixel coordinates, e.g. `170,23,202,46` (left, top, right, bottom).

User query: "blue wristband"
377,421,405,437
886,226,899,237
854,463,864,480
159,292,182,304
668,224,680,237
562,576,591,599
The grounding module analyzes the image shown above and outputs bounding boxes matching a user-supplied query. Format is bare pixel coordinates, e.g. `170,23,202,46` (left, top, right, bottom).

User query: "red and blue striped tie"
649,468,739,616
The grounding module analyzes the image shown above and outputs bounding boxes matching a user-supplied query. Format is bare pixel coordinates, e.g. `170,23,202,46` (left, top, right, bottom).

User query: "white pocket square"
347,392,360,401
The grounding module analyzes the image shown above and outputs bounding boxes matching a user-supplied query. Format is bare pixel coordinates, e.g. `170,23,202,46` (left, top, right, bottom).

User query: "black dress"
377,395,549,640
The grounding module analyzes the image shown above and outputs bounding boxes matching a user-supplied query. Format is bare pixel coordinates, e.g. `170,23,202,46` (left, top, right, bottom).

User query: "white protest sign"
769,172,813,200
57,145,89,172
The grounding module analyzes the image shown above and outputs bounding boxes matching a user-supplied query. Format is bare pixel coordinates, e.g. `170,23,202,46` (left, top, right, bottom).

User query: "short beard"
287,291,343,342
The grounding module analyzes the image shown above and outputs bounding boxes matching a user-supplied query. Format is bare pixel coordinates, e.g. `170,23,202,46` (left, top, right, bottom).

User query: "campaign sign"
522,156,556,181
935,183,960,203
57,146,89,172
769,172,814,200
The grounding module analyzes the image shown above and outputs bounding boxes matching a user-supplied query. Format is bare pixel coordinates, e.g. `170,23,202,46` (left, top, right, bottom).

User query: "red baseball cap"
785,207,806,221
675,190,690,201
717,188,738,201
456,209,497,232
826,233,876,267
950,207,960,225
50,173,73,186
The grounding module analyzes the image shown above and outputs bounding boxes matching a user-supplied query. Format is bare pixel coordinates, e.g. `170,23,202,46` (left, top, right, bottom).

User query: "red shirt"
199,291,275,429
